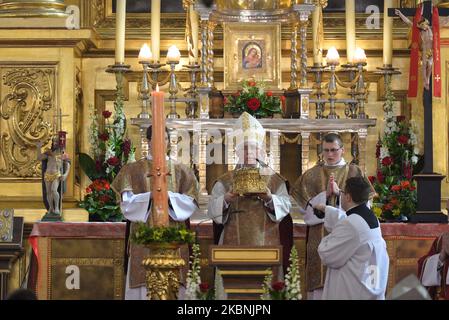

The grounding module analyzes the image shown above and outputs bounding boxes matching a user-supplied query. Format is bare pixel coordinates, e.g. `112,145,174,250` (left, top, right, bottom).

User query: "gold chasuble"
111,158,198,288
214,169,287,246
291,163,374,292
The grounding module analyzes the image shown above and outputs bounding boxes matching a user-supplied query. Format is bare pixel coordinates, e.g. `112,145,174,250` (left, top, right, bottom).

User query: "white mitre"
233,112,266,150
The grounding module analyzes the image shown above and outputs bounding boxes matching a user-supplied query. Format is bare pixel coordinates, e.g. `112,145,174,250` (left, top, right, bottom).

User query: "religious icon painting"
223,23,281,90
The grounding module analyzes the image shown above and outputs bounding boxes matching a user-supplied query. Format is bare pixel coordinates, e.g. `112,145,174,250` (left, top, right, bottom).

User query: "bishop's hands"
224,191,239,205
326,174,340,198
251,187,272,203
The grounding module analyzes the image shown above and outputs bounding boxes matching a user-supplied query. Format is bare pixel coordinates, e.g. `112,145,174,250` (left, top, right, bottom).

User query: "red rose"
368,176,376,184
232,91,241,97
85,187,92,193
107,156,120,167
98,132,109,141
390,197,399,205
272,282,285,292
391,185,401,192
383,203,393,211
397,135,409,145
199,282,209,293
104,182,110,190
266,91,273,97
102,110,112,119
396,115,406,122
376,170,385,183
223,96,228,105
247,98,261,111
382,156,393,167
410,186,416,191
248,80,256,87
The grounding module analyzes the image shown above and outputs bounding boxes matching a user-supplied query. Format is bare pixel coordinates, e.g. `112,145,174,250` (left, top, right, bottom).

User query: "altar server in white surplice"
313,176,389,300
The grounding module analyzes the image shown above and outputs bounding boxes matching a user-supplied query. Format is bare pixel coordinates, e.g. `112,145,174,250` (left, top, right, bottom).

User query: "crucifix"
389,1,448,222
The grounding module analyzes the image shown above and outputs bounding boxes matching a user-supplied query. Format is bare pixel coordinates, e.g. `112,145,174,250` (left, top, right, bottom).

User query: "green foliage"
224,80,284,118
131,223,196,245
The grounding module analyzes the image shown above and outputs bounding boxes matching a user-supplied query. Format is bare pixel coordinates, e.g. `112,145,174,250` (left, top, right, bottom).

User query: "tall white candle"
312,3,323,65
151,0,161,63
190,4,199,64
115,0,126,64
345,0,356,64
383,0,393,66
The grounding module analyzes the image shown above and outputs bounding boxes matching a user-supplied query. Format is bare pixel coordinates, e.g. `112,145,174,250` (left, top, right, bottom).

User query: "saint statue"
36,136,71,219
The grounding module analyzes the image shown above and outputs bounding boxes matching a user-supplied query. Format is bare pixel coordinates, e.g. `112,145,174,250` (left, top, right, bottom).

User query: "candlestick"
167,45,181,63
115,0,126,64
151,0,161,63
139,43,153,63
150,85,169,227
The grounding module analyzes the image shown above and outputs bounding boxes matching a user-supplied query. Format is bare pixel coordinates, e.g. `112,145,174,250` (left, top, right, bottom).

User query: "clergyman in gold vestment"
291,133,374,300
208,112,291,248
111,126,199,300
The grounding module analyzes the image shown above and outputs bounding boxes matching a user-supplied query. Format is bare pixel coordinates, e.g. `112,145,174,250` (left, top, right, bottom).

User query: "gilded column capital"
0,0,67,17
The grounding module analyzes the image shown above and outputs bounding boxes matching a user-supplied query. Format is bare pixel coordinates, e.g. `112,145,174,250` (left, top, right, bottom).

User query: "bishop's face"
236,142,265,166
323,141,344,165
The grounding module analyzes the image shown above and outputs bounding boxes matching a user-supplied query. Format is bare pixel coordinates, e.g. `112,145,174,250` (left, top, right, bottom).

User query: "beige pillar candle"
312,3,323,65
151,0,161,63
190,4,199,64
383,0,393,66
115,0,126,64
345,0,356,64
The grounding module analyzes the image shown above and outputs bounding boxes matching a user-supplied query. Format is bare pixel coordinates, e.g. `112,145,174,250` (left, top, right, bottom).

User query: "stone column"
357,129,368,173
301,131,311,174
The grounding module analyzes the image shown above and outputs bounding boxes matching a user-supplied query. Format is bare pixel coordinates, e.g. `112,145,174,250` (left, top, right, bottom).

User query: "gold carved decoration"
232,167,267,195
0,65,55,178
0,208,14,242
143,243,186,300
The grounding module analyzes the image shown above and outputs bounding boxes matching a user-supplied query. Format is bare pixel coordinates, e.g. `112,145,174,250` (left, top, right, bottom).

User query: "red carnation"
368,176,376,184
232,91,241,97
107,156,120,167
85,187,92,194
391,185,401,192
272,282,285,292
102,110,112,119
266,91,273,97
247,98,261,111
199,282,209,293
383,203,394,211
98,132,109,141
382,156,393,167
248,80,256,87
397,135,409,145
410,186,416,191
223,96,228,105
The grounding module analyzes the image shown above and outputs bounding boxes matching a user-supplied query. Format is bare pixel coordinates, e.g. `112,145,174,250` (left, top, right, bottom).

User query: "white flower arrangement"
284,246,302,300
184,243,201,300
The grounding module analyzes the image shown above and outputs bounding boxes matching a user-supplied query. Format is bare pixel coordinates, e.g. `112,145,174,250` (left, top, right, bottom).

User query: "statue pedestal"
41,212,63,222
209,246,282,300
